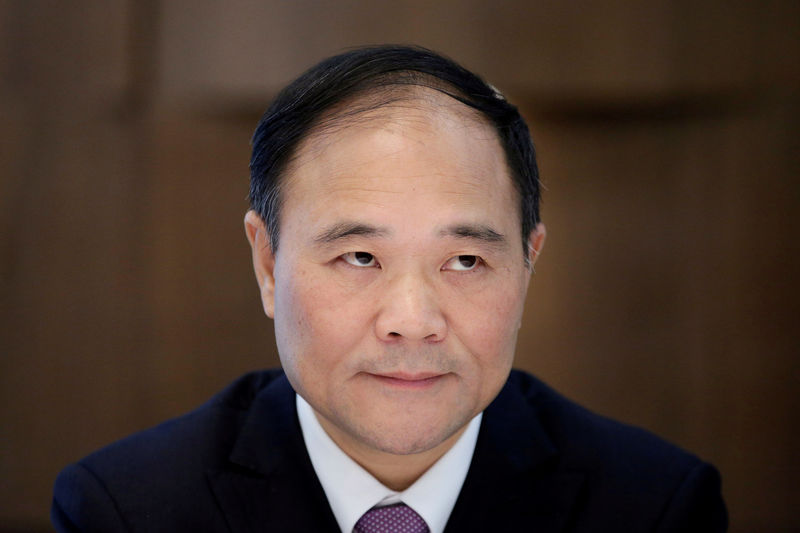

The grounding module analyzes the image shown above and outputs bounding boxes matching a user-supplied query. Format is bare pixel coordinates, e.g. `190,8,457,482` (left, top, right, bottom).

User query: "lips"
376,371,443,381
366,371,447,389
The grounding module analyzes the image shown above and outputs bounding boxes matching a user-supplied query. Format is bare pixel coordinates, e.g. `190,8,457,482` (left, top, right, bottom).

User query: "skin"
245,90,545,490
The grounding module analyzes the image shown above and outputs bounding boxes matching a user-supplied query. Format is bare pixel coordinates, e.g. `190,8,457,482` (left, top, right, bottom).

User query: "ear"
527,223,546,270
244,210,276,318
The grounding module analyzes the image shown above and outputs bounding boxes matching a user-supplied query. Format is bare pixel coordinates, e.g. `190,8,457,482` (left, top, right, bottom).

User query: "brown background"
1,1,798,531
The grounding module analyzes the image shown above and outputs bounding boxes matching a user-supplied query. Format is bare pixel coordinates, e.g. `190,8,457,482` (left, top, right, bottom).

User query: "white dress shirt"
296,394,482,533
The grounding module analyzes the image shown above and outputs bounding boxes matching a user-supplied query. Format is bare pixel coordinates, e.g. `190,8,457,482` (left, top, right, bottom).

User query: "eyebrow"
312,221,507,248
313,222,390,244
439,224,507,245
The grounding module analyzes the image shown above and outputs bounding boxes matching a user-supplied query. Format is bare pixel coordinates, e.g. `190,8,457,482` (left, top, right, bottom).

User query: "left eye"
341,251,378,268
444,255,481,271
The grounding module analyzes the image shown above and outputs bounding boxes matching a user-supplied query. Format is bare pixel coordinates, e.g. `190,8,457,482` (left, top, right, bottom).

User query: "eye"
341,251,379,268
443,255,481,272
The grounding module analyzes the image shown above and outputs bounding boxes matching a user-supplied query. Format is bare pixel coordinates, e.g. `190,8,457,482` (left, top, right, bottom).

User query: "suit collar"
445,371,585,532
206,370,584,532
227,373,297,476
207,373,339,532
481,371,559,471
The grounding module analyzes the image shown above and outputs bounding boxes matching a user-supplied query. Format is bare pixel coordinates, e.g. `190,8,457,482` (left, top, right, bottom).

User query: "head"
245,45,545,463
249,45,541,260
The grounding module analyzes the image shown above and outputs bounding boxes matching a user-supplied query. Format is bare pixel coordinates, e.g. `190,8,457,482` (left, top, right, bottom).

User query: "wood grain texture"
1,1,797,530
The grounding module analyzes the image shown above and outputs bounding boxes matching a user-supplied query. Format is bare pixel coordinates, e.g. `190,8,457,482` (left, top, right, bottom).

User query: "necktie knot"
354,503,430,533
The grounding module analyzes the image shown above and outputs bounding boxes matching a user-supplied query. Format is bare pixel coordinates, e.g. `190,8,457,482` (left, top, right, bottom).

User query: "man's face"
247,92,543,459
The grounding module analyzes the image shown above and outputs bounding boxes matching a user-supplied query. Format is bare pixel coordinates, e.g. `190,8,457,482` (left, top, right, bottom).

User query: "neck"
314,411,469,491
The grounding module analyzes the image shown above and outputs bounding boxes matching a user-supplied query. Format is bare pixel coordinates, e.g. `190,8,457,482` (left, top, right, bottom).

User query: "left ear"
526,223,546,270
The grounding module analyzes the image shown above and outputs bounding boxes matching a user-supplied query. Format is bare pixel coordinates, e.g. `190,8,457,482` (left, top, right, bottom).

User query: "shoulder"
52,369,288,532
499,370,728,531
74,369,285,474
505,370,695,472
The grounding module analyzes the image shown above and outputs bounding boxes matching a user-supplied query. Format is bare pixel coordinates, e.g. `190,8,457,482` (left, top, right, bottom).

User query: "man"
52,45,727,532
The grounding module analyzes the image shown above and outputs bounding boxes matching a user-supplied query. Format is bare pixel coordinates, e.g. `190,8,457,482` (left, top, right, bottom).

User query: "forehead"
281,89,519,233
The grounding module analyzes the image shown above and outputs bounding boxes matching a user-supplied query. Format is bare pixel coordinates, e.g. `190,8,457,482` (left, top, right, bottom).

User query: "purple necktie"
354,503,430,533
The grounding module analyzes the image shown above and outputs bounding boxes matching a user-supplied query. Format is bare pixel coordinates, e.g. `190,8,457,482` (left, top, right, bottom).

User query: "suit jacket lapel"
207,375,339,533
205,371,584,532
445,375,585,533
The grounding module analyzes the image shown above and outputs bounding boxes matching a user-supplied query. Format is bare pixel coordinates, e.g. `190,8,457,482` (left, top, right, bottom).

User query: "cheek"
452,276,527,362
273,266,373,370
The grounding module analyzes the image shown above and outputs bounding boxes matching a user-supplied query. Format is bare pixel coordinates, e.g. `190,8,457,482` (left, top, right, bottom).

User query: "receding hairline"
281,81,505,192
248,52,540,264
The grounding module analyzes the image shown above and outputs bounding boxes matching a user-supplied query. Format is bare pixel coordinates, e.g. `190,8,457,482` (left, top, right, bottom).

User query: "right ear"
244,210,276,318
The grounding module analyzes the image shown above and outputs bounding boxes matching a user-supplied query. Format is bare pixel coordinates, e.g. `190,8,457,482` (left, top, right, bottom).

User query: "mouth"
365,371,448,389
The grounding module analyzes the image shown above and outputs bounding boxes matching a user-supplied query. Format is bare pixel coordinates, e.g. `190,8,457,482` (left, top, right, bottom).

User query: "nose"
375,271,447,343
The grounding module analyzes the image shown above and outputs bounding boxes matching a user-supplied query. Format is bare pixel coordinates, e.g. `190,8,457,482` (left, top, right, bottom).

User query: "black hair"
249,44,541,259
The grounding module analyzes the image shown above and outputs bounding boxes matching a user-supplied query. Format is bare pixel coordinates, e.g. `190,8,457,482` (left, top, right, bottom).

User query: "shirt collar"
296,394,481,533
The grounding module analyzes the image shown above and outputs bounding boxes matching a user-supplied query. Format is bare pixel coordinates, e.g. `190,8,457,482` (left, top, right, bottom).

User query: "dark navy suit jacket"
52,369,727,532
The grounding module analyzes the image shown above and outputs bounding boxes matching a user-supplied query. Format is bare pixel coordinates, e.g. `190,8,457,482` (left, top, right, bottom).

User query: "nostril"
388,332,401,337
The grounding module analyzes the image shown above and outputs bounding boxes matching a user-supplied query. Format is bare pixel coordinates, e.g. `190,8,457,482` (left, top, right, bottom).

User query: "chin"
371,436,442,456
355,416,468,456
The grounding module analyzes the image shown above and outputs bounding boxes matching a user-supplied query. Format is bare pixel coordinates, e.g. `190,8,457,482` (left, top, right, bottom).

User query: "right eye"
341,252,379,268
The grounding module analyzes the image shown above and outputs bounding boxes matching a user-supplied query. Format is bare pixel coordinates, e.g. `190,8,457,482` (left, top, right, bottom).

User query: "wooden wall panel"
1,1,797,530
0,2,149,528
517,93,799,530
155,0,769,103
146,115,279,418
